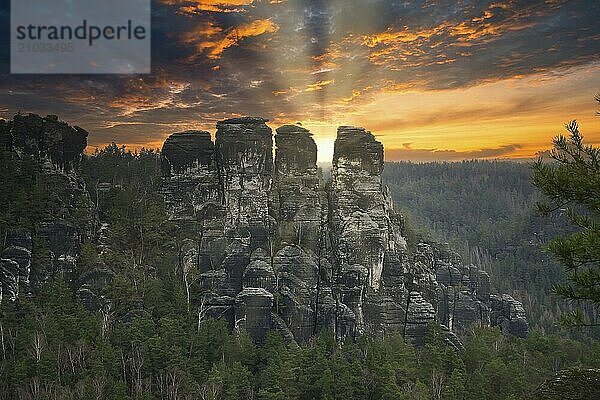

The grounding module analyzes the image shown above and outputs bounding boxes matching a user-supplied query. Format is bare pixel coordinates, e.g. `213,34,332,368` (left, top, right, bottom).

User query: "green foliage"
82,143,161,188
0,150,41,231
0,147,95,283
4,290,597,400
382,159,575,333
2,138,600,399
532,111,600,326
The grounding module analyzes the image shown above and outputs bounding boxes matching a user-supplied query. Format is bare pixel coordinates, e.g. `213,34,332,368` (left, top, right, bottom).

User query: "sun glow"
313,136,336,164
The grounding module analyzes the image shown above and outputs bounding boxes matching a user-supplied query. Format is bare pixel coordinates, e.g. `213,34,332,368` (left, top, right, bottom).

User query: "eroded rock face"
0,112,530,346
159,119,273,341
273,125,322,251
433,250,527,338
271,125,330,341
404,291,436,345
0,259,20,302
331,127,387,291
489,294,529,338
235,287,274,344
9,113,87,172
1,114,94,304
1,230,33,298
274,245,319,341
161,117,529,345
216,117,273,241
161,130,220,225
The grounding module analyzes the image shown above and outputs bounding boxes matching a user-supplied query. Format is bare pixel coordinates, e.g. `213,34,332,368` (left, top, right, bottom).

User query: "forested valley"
382,161,587,336
0,143,598,399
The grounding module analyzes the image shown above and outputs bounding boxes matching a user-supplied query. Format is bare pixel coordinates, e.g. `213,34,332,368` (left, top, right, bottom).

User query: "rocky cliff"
0,113,528,347
161,118,529,346
0,114,93,304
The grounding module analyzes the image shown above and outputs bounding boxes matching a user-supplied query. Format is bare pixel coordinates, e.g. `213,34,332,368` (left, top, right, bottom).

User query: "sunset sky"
1,0,599,162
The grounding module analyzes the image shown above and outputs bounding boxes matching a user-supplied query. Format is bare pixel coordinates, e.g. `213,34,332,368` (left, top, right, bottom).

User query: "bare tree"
197,296,218,332
129,345,145,399
92,375,107,400
64,340,89,376
181,239,198,312
0,322,5,360
431,368,445,400
31,331,45,363
167,368,183,400
100,301,114,340
29,377,41,400
199,380,221,400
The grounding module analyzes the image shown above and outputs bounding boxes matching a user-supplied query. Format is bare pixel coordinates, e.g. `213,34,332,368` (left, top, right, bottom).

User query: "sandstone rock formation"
1,230,33,300
161,130,220,226
0,113,528,347
4,113,87,172
161,118,529,345
0,114,93,303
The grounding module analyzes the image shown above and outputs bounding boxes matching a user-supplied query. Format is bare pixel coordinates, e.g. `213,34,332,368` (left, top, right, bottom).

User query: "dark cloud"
0,0,598,149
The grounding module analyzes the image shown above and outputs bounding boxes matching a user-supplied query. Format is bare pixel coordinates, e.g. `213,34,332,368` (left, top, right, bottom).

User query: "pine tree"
532,95,600,326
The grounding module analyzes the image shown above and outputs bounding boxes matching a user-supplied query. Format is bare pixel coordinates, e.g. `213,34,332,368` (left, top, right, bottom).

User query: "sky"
1,0,599,162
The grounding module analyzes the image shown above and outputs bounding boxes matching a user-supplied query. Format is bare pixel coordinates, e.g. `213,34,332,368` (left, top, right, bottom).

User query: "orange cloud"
178,21,223,45
305,80,334,92
108,77,192,116
185,19,279,60
382,81,422,93
272,90,286,96
362,26,444,47
340,89,362,103
161,0,255,14
446,2,543,42
449,18,536,42
358,2,542,67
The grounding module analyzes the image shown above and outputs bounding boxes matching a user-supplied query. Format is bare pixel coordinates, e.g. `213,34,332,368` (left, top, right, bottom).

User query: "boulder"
532,369,600,400
489,294,529,337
